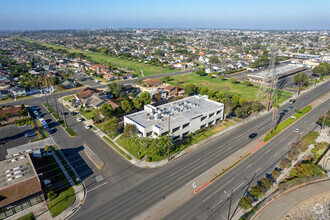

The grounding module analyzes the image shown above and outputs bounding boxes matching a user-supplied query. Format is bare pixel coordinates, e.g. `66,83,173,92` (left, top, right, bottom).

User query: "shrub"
279,158,291,170
272,169,281,179
123,124,136,139
238,196,253,210
45,145,51,152
47,190,57,201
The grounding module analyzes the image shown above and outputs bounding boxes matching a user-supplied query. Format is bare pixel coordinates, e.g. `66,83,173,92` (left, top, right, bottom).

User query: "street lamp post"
224,190,233,220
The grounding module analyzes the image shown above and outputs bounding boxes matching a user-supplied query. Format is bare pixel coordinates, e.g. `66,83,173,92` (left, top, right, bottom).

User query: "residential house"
9,86,26,97
144,78,163,87
104,73,117,81
122,84,140,95
164,85,185,96
76,87,96,100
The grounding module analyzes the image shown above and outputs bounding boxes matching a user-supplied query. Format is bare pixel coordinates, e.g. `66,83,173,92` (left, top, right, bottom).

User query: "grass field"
103,136,132,160
19,38,177,77
81,108,98,120
63,95,74,101
169,73,292,102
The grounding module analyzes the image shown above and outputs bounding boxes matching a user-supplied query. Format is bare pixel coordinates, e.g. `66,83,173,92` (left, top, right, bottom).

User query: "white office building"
124,95,224,140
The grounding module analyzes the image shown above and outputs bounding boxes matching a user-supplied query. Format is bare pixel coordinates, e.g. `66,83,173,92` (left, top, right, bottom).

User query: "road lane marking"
264,149,270,154
255,168,261,173
273,153,278,158
87,181,108,193
202,178,234,202
177,162,207,180
170,158,201,177
234,182,245,192
288,141,292,146
212,199,223,209
246,164,253,169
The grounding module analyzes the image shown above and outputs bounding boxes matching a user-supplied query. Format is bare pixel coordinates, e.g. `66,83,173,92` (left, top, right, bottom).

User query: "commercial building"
124,95,224,140
0,153,44,219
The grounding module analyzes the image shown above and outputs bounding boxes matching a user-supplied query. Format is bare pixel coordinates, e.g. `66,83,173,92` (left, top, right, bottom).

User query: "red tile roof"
144,78,163,87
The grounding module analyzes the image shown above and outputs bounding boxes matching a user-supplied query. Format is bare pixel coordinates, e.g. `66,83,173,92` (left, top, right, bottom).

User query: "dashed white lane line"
234,182,245,192
273,153,278,158
255,168,261,173
177,162,207,180
170,158,201,177
264,149,270,154
87,181,109,193
288,141,292,146
212,199,223,209
246,163,253,169
202,178,234,202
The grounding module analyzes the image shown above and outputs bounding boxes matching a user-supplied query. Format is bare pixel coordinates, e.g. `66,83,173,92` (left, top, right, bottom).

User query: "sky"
0,0,329,30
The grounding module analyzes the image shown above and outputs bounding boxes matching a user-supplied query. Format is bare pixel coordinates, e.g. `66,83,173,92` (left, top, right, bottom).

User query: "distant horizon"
1,0,329,31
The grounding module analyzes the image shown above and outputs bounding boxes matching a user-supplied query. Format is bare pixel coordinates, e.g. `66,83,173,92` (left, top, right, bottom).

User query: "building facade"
124,95,224,140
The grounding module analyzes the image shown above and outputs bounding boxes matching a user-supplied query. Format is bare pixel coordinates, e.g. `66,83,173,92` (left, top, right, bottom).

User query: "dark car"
249,133,258,139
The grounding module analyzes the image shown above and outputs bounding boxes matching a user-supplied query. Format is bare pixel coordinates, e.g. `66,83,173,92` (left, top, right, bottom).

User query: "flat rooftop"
0,153,37,189
254,64,302,78
125,95,223,131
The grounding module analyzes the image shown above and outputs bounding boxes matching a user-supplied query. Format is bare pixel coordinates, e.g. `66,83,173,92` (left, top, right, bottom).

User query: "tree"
294,72,309,95
139,91,151,105
108,83,123,98
4,112,11,122
230,78,238,84
123,124,136,139
250,185,265,199
185,84,198,95
100,103,113,120
238,196,253,210
234,107,242,119
207,90,216,98
312,62,330,77
47,191,57,201
102,117,118,134
199,87,209,95
121,99,133,113
91,109,101,123
231,94,240,106
279,158,291,170
195,69,205,76
272,169,281,179
260,177,272,190
15,110,21,116
132,97,143,110
222,98,234,120
209,56,219,64
239,98,248,106
207,73,213,78
242,80,252,87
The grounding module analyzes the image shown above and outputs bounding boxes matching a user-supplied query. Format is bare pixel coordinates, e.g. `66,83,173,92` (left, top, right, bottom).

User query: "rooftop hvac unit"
6,169,13,173
7,177,15,181
26,149,33,153
14,170,23,175
15,174,24,179
13,153,20,157
11,158,18,162
20,156,26,159
13,166,22,171
7,173,13,177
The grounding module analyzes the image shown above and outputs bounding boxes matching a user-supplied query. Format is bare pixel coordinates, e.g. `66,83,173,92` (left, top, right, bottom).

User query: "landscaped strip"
65,127,77,137
17,212,35,220
103,136,132,160
264,106,312,142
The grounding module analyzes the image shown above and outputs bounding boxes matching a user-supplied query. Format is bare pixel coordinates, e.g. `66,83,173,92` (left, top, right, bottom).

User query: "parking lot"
0,124,38,160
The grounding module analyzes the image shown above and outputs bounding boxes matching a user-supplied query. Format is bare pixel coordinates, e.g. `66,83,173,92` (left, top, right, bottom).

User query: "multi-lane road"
71,81,329,219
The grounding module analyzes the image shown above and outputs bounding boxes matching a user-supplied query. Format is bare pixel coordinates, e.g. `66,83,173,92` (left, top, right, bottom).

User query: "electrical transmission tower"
256,42,279,131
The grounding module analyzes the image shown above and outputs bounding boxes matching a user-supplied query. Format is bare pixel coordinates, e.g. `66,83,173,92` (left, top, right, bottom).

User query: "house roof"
164,85,184,92
86,96,104,107
144,78,163,87
76,88,96,99
105,100,120,110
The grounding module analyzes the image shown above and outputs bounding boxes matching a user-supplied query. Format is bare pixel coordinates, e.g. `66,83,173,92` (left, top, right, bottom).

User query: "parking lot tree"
123,124,136,139
100,103,113,120
238,196,253,210
102,117,118,135
132,97,143,110
139,91,151,105
108,82,123,98
294,72,309,95
121,99,133,113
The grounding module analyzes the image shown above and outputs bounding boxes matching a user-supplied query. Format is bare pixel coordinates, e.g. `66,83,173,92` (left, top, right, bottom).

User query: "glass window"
14,204,23,213
5,208,14,217
30,197,38,206
37,195,43,203
21,201,30,210
0,211,6,219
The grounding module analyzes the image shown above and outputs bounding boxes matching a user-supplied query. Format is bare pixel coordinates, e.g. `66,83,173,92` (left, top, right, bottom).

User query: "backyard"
168,73,292,102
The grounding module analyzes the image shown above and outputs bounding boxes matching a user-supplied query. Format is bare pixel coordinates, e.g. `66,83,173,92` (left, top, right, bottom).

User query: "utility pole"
167,114,171,161
321,112,327,130
228,189,233,220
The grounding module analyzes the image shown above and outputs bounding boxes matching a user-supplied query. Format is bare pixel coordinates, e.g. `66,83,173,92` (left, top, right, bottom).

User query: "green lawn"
81,108,98,120
52,113,59,119
63,95,74,102
19,38,177,76
169,73,292,102
66,128,77,137
17,212,35,220
103,136,132,160
264,106,312,142
48,186,75,217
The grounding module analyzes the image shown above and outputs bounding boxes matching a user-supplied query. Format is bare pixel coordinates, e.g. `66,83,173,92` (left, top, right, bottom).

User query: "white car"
76,118,83,122
85,125,91,129
293,128,300,133
288,106,293,110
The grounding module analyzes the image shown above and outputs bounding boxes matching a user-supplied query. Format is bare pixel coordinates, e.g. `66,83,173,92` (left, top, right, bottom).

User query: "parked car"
288,106,293,110
25,132,37,137
76,118,83,122
289,99,295,104
85,125,91,129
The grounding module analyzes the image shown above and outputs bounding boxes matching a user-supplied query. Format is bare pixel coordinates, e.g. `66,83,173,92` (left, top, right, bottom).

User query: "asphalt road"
71,81,329,219
165,99,329,220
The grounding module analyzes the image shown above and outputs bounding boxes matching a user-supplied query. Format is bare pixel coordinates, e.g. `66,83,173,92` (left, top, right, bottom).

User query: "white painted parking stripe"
87,182,108,193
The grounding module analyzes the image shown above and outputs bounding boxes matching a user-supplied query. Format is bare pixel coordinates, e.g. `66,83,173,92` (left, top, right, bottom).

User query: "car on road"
288,106,293,110
85,125,91,129
289,99,295,104
76,118,83,122
25,132,37,137
248,133,258,139
293,128,300,133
